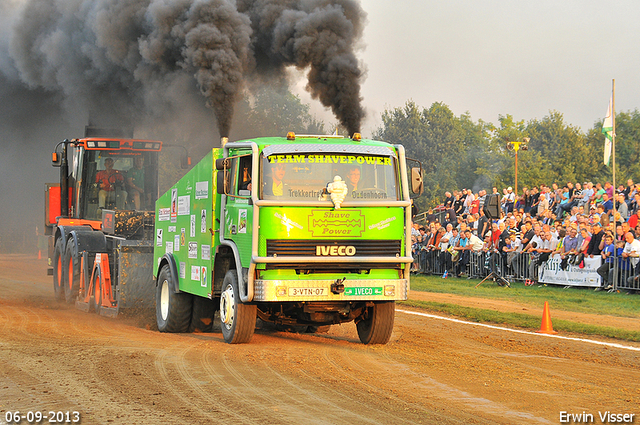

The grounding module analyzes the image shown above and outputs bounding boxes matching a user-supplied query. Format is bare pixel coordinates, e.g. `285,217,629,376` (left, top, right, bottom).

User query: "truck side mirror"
52,151,62,167
215,158,230,195
216,169,226,195
406,157,424,197
411,167,423,195
215,158,229,171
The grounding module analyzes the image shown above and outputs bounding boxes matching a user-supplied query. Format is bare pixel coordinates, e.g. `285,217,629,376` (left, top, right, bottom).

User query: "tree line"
374,101,640,212
162,87,640,213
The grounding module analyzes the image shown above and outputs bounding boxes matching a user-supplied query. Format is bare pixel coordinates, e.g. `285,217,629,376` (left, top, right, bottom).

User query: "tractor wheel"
188,296,217,333
64,239,80,304
220,269,256,344
52,238,65,302
156,265,193,333
356,301,395,345
92,267,102,314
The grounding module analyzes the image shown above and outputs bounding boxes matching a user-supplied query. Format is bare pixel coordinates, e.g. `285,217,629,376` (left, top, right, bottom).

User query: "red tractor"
45,127,187,315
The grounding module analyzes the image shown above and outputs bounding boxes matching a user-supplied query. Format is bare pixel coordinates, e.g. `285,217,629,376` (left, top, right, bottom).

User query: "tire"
220,270,256,344
356,301,395,345
92,267,102,313
52,238,65,302
156,265,193,333
64,239,80,304
188,296,217,333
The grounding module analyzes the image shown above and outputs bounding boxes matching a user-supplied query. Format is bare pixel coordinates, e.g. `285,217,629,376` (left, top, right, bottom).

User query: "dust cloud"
0,0,367,253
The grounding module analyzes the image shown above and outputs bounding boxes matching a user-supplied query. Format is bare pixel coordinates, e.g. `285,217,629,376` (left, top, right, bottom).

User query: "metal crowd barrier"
411,247,639,292
412,248,533,282
613,259,637,291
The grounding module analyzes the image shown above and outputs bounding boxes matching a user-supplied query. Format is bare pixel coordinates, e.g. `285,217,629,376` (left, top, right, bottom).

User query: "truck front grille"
266,239,402,257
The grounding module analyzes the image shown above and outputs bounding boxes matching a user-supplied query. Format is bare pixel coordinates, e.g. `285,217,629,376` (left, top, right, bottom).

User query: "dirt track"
1,254,639,424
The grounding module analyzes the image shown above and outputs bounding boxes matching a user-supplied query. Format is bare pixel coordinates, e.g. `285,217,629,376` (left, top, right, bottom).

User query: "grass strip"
399,299,640,342
410,275,640,318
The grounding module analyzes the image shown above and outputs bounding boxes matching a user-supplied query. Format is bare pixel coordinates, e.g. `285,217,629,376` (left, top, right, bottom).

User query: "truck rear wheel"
356,301,395,345
220,270,256,344
64,239,80,304
52,238,65,302
92,267,102,313
156,265,193,333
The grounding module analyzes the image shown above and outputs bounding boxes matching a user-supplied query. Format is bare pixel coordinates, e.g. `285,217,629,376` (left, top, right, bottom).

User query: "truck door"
224,154,253,266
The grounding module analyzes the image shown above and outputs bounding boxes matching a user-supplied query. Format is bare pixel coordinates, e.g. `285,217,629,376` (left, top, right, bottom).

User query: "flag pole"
612,79,616,229
612,78,617,291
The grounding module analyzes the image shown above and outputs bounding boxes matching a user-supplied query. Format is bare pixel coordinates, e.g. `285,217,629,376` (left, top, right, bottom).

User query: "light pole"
506,137,530,196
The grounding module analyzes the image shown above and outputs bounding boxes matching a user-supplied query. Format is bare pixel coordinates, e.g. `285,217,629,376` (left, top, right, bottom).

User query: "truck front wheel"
220,270,256,344
156,265,193,333
356,301,395,345
52,238,65,302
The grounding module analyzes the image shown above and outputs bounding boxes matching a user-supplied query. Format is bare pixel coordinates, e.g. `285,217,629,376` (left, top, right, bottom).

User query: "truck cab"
153,133,423,344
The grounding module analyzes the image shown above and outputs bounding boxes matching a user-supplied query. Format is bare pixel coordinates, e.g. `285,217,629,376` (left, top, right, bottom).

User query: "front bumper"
252,278,408,302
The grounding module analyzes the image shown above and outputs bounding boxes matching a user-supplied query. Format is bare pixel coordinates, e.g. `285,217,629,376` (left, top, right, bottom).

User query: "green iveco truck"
154,133,422,344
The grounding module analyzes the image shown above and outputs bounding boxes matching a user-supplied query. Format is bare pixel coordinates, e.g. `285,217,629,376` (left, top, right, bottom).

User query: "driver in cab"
263,162,288,197
96,157,127,209
346,166,361,193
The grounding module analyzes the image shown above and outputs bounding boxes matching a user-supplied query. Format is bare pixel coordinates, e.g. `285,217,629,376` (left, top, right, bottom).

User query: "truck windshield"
261,152,399,201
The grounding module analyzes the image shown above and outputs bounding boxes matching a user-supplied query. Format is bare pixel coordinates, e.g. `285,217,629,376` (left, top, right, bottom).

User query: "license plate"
288,287,327,296
344,287,383,296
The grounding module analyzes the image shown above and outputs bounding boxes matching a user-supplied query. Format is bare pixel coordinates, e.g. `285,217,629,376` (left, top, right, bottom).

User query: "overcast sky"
297,0,640,135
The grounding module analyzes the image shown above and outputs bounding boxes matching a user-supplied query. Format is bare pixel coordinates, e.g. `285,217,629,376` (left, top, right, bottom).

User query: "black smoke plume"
4,0,366,137
238,0,367,134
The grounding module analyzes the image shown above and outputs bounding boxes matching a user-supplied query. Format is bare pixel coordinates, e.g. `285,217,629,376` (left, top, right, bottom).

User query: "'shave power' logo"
309,210,364,237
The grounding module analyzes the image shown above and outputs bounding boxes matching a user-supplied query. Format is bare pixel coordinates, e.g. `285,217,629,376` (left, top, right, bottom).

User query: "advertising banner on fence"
539,254,602,287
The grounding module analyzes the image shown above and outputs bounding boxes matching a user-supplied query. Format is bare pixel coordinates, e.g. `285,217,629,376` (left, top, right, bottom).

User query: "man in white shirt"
466,229,484,252
504,187,515,213
537,190,550,218
439,224,454,252
580,182,594,210
622,232,640,272
530,231,558,283
464,229,484,276
616,193,629,221
526,224,544,252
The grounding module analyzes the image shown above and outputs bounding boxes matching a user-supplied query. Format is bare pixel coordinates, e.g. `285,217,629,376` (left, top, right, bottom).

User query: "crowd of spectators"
411,179,640,289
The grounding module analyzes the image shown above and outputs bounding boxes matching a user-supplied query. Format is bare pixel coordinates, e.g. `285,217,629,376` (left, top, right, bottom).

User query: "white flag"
602,96,613,166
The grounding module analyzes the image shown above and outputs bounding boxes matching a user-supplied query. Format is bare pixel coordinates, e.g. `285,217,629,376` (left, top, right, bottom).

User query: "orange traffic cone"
536,301,558,334
38,250,42,260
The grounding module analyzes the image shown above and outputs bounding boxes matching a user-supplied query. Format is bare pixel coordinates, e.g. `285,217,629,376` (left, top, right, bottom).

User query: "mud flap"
117,240,155,311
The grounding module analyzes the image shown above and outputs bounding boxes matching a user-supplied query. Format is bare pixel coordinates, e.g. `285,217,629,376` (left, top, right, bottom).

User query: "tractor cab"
64,138,161,220
46,137,162,235
79,145,160,219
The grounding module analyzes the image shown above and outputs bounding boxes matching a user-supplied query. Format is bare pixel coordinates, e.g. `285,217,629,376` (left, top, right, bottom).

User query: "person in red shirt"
628,209,640,229
96,158,126,209
470,193,480,215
